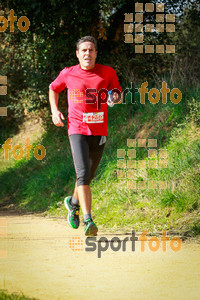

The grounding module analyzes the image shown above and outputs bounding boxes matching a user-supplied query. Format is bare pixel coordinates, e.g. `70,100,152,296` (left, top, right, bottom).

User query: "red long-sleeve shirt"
49,63,122,136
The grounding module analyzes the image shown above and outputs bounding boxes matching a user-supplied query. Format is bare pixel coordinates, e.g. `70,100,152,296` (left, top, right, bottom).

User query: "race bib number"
83,112,104,123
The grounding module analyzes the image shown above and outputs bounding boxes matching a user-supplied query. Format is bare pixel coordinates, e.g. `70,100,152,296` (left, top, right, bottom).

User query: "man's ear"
76,50,79,58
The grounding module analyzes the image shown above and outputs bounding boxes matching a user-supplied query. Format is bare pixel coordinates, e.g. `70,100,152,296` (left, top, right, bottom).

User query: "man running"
49,36,122,236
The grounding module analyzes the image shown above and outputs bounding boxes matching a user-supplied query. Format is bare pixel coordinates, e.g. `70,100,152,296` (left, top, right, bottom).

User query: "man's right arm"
49,89,65,127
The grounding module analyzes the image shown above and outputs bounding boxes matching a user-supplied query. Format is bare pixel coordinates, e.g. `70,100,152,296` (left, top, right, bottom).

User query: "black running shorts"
69,134,105,186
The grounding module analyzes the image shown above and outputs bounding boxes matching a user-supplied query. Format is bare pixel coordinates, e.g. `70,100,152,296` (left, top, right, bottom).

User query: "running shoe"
64,196,80,229
84,218,98,236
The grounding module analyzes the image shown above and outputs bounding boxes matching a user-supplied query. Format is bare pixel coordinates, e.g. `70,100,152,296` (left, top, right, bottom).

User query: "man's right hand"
52,110,65,127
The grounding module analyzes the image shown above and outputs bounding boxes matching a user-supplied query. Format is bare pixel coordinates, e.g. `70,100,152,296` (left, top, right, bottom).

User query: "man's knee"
76,170,91,186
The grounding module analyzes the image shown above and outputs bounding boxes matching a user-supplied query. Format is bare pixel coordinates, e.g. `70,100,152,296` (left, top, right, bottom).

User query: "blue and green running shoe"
64,196,80,229
84,218,98,236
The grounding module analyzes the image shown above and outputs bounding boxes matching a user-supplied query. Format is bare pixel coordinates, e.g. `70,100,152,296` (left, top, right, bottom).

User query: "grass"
0,290,37,300
0,92,199,235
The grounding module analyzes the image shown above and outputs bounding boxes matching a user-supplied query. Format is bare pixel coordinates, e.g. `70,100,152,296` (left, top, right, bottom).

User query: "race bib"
83,112,104,123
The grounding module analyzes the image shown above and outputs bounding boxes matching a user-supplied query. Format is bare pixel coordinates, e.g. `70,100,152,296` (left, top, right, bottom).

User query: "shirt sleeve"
49,68,67,93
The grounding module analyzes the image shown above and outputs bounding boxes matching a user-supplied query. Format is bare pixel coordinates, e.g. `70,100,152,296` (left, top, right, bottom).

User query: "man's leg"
81,136,105,235
72,181,79,204
77,185,91,214
72,135,105,216
73,183,91,215
67,135,105,235
66,134,92,230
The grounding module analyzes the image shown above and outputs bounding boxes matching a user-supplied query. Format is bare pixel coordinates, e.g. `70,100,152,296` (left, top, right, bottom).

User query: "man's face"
76,41,97,70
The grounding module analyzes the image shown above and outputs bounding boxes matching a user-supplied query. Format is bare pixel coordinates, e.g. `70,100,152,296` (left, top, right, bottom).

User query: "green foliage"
186,98,200,125
160,191,177,207
0,0,199,131
0,0,199,234
0,123,74,212
0,290,37,300
0,92,199,233
191,222,200,236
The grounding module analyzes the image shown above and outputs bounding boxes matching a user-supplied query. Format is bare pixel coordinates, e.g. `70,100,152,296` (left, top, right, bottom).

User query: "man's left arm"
113,92,123,104
108,69,123,105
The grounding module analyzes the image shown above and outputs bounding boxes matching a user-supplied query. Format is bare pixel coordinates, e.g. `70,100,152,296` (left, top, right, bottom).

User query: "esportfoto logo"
0,75,7,116
117,138,169,190
69,230,181,258
0,9,30,33
124,2,176,53
2,138,46,161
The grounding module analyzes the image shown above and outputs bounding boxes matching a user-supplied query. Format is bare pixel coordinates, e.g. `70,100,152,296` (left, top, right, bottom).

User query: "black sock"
84,214,92,221
71,196,79,206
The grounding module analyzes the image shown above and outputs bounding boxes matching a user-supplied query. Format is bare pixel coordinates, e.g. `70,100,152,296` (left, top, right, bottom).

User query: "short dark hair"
76,36,97,51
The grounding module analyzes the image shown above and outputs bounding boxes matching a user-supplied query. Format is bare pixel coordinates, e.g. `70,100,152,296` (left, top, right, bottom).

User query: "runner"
49,36,122,236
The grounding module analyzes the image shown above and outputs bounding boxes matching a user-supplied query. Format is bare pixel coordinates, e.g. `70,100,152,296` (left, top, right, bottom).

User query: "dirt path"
0,213,200,300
